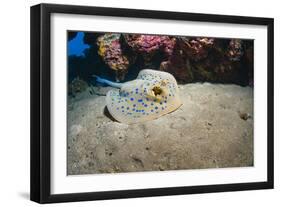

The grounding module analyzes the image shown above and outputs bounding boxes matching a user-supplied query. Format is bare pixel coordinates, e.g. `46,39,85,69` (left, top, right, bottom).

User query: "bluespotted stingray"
95,69,182,124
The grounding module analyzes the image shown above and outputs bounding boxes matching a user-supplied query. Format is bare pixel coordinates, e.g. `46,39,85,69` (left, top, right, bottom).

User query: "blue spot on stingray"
132,108,135,111
144,104,148,107
138,99,143,102
151,109,154,112
133,104,136,107
130,98,134,101
117,107,119,110
122,110,124,112
121,106,124,109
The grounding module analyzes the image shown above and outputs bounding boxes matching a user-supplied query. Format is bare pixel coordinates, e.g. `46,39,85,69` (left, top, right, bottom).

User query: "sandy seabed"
67,83,253,175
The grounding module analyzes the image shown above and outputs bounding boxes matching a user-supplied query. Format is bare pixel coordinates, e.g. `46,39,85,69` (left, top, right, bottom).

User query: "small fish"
94,69,182,124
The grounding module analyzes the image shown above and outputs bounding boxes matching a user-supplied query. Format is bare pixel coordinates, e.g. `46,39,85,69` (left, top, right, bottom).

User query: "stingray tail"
92,75,123,88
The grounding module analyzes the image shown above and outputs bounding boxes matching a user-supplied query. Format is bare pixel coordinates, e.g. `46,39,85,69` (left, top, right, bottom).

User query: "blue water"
68,32,89,57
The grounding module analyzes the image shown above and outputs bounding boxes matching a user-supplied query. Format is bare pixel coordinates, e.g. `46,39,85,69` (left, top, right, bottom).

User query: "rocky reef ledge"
67,83,253,175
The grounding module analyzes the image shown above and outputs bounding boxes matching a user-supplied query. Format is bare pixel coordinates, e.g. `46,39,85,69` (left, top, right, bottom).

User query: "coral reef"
226,39,244,61
212,39,249,84
244,41,254,86
179,37,215,61
160,37,252,85
123,34,176,66
159,39,194,83
68,31,254,86
97,34,135,81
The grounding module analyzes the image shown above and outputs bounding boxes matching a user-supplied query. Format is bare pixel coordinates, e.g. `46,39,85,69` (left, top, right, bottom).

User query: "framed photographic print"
30,3,274,203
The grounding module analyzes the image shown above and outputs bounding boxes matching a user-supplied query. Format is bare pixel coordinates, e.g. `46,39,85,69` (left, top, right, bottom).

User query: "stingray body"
96,69,182,124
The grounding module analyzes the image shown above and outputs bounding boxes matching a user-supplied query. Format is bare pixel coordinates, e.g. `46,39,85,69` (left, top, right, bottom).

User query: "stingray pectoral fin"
93,75,123,88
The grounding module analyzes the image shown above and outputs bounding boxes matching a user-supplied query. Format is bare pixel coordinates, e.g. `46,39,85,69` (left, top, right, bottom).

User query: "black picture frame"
30,3,274,204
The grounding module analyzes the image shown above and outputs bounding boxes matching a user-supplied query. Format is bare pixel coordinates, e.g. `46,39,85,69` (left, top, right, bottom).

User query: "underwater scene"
67,31,254,175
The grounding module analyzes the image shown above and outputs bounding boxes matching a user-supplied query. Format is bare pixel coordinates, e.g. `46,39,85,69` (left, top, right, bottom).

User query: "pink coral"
97,34,134,81
123,34,176,62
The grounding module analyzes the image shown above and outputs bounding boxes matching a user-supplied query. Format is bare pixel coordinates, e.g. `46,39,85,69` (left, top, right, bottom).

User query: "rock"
67,83,253,175
159,39,194,83
69,31,254,86
123,34,176,66
244,42,254,86
68,77,89,97
179,37,215,61
96,34,135,81
226,39,244,61
177,38,251,85
213,59,242,83
159,38,252,85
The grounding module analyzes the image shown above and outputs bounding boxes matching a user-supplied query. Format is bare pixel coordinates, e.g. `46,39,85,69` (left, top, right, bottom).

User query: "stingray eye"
152,86,163,96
